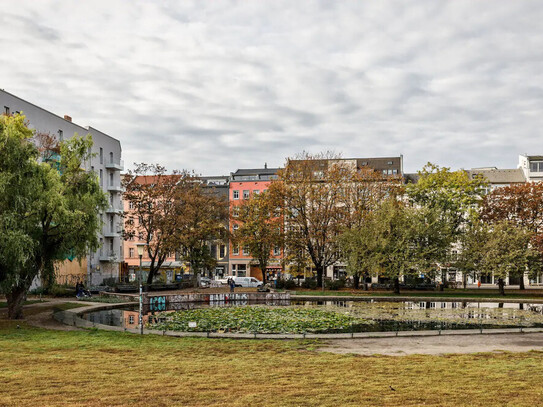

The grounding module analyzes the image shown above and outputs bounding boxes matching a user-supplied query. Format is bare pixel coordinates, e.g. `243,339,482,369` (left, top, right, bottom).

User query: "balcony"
105,159,124,171
99,250,118,262
107,183,124,193
105,205,124,214
104,229,122,238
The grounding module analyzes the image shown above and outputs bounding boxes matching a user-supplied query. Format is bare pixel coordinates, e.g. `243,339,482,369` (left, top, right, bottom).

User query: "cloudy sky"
1,1,542,175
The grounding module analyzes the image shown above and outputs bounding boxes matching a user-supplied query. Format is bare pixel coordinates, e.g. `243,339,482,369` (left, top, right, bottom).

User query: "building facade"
1,89,123,286
228,166,283,280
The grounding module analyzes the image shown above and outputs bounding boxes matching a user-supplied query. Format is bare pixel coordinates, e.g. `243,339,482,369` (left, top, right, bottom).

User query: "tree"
371,199,421,294
478,221,534,295
454,220,487,289
269,152,353,287
122,164,193,284
0,114,107,319
231,190,282,284
175,183,229,279
481,183,543,289
406,163,487,285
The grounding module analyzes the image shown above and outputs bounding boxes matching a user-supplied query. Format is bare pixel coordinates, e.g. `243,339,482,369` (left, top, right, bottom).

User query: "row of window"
231,244,280,256
530,161,543,173
232,189,265,199
382,169,398,175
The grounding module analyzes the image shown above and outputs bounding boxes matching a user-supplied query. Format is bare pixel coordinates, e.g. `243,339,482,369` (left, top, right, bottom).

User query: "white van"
233,277,263,288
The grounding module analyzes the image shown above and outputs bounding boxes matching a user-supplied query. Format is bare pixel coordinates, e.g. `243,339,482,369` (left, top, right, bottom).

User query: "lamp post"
136,243,146,335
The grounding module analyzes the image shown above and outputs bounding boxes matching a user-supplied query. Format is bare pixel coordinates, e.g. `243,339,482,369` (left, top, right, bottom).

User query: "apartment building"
1,89,123,286
519,154,543,183
229,166,283,280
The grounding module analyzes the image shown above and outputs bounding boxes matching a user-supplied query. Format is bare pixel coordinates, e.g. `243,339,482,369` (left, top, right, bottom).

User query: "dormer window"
530,161,543,172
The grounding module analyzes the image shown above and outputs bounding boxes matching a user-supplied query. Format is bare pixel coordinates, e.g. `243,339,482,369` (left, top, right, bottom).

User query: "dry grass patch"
1,320,542,406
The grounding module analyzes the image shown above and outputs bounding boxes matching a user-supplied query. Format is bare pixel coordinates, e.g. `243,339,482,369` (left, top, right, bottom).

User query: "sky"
1,0,543,175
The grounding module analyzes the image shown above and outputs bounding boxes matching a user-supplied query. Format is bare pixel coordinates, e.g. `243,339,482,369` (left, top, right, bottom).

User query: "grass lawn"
1,321,543,406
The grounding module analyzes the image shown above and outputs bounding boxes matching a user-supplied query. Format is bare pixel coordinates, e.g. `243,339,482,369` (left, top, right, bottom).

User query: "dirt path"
0,298,95,331
318,333,543,356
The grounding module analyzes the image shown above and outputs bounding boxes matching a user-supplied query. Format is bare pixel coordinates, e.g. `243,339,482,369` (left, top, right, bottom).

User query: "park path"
318,333,543,356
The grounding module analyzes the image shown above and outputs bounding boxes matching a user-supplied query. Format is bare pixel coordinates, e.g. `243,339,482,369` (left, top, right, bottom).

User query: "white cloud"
1,0,543,174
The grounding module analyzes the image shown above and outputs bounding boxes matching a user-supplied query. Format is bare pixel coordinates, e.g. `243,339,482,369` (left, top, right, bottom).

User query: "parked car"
233,277,263,288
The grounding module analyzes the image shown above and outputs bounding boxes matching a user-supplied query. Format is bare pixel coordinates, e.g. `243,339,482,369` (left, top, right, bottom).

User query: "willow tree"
0,114,107,319
231,190,282,284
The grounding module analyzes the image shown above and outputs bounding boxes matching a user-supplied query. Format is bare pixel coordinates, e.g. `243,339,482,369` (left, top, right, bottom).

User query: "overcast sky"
1,1,542,175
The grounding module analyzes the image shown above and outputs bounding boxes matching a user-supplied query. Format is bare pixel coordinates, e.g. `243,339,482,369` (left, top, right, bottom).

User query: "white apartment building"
1,89,123,286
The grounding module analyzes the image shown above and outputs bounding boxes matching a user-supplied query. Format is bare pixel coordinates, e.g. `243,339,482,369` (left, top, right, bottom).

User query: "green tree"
478,222,534,295
0,114,107,319
232,191,282,284
406,163,487,285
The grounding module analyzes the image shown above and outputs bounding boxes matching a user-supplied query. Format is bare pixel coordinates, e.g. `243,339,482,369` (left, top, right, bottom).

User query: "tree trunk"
462,273,467,289
316,265,324,289
393,277,400,294
146,268,154,285
259,261,267,285
519,273,525,290
498,278,505,296
353,274,360,290
6,285,27,320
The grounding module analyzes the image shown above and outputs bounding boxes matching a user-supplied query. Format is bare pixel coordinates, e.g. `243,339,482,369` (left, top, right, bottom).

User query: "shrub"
301,278,318,289
48,284,76,297
326,278,346,290
276,278,297,290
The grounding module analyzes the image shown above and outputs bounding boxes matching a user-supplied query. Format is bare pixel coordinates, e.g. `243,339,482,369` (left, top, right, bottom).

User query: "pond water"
82,300,543,333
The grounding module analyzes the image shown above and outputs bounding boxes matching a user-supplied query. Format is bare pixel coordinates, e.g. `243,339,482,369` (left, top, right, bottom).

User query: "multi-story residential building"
467,167,526,192
1,89,123,286
229,166,283,280
519,154,543,183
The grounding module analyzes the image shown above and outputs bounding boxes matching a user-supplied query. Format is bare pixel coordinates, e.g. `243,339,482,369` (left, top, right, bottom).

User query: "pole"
139,254,143,335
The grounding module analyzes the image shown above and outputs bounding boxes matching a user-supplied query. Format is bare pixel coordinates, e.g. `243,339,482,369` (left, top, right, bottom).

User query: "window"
99,148,103,164
58,130,63,141
243,190,250,199
387,161,393,165
392,169,398,174
3,106,9,115
233,224,239,232
129,248,135,258
233,190,239,200
109,152,113,164
129,315,134,324
129,201,135,210
273,246,280,256
254,190,260,195
233,245,239,255
243,245,249,255
109,172,114,186
237,264,247,277
219,245,226,258
530,161,543,173
233,207,240,217
100,169,103,186
91,166,94,173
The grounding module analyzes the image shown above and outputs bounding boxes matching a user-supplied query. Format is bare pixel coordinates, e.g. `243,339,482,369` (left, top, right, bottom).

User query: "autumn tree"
269,152,354,287
122,164,193,284
175,183,229,279
481,183,543,288
231,190,282,284
0,115,107,318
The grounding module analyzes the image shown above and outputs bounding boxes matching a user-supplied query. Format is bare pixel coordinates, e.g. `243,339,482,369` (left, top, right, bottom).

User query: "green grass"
0,300,43,308
1,320,543,406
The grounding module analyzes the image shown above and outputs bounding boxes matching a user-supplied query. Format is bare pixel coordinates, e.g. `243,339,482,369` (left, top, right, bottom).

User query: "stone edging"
53,302,543,340
291,295,543,304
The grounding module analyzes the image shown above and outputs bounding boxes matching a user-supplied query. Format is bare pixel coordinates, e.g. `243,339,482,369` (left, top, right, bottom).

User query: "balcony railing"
107,183,124,192
105,159,124,171
99,250,117,262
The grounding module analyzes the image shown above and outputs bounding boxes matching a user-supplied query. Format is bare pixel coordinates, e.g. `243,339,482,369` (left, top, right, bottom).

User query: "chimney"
264,162,267,169
64,115,72,122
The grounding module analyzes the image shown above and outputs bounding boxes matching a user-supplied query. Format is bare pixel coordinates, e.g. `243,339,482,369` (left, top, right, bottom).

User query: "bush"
276,278,297,290
48,284,76,297
325,278,346,290
301,278,318,289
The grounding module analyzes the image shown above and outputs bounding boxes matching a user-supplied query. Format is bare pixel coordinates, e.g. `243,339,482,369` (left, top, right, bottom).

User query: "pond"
82,300,543,334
